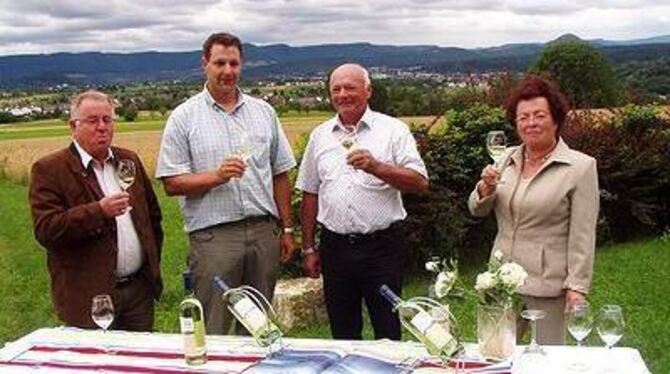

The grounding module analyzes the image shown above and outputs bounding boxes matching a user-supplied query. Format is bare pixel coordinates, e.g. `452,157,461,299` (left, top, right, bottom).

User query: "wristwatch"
301,246,317,256
281,227,294,235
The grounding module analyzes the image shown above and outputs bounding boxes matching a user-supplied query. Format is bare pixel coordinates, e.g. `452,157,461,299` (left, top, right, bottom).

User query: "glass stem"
530,320,538,347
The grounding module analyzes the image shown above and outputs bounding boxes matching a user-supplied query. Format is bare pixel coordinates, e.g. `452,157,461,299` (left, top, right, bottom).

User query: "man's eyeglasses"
515,111,551,125
76,116,116,126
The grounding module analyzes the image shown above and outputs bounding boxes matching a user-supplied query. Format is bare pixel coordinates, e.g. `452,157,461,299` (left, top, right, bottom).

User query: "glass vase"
477,303,516,360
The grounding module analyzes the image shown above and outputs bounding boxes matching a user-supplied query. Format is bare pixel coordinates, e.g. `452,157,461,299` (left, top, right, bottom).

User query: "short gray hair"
69,90,115,121
330,63,371,89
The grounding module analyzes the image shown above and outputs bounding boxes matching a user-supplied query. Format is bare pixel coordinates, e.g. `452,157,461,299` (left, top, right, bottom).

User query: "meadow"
0,115,667,372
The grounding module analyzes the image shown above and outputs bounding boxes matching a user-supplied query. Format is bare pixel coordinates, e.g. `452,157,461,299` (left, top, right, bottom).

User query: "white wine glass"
91,294,115,332
116,159,136,212
597,304,624,373
521,309,546,355
485,130,508,184
566,301,593,371
597,304,624,349
237,131,254,163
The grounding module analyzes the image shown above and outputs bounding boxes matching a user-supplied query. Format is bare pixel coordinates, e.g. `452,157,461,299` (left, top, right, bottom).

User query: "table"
0,327,650,373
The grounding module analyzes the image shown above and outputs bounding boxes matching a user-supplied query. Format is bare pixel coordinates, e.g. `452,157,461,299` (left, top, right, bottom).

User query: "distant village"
0,69,508,123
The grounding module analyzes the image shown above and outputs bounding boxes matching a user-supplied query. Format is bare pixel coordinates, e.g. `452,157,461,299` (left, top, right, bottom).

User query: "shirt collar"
203,84,246,113
331,106,375,132
73,139,113,169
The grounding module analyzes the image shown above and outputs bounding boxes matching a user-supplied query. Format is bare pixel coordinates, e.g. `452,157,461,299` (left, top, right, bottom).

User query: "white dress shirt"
74,141,142,277
296,108,428,234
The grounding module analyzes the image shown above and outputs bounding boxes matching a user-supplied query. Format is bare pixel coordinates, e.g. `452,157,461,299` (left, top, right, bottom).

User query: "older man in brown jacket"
29,90,163,330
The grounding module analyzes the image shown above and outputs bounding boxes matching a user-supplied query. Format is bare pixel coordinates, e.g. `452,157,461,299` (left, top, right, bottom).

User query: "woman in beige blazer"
469,77,599,345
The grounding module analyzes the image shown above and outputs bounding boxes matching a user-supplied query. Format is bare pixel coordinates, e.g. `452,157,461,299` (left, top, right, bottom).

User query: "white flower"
475,271,496,291
434,271,456,298
493,250,504,262
498,262,527,289
425,261,440,273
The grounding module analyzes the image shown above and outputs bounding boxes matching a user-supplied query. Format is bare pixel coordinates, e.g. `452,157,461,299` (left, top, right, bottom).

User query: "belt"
326,221,403,245
116,272,140,287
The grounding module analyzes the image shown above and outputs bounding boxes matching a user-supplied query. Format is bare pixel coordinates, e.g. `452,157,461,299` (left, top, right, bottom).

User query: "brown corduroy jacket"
29,143,163,327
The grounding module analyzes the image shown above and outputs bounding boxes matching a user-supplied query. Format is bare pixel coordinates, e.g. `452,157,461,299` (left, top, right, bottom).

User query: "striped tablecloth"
0,327,650,373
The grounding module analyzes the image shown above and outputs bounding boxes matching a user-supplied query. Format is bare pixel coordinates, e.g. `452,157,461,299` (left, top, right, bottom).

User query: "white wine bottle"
179,271,207,365
213,276,282,347
379,284,459,358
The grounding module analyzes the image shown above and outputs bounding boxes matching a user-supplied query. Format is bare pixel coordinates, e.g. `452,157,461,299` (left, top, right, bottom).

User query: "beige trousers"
519,294,566,345
188,216,279,335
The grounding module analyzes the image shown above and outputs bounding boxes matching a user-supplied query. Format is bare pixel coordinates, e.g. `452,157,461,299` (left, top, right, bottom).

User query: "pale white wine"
213,276,282,347
180,271,207,365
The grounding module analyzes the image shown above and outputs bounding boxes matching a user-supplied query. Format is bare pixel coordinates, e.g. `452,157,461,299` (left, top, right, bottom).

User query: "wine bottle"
179,271,207,365
213,276,282,347
379,284,458,357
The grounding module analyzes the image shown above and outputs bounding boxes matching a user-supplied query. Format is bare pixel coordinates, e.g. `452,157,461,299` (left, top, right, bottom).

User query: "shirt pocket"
248,134,271,165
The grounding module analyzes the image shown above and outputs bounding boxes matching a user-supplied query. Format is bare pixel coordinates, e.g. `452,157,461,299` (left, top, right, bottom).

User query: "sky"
0,0,669,56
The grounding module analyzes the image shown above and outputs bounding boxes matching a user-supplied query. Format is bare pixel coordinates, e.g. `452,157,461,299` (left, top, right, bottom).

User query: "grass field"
0,176,667,372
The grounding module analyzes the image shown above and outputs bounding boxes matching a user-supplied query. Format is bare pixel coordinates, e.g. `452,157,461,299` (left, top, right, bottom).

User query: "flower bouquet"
474,251,527,360
426,251,527,361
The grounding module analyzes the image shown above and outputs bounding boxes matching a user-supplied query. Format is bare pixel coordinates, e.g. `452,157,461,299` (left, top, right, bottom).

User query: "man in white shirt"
296,63,428,340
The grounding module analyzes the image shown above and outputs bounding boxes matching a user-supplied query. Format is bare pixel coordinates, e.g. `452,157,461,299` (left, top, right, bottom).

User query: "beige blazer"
469,138,599,297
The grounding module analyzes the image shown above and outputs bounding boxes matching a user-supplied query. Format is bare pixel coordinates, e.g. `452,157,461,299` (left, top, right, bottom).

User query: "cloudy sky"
1,0,668,55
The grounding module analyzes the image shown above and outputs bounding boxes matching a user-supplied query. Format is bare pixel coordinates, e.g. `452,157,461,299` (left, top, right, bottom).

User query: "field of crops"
0,114,435,182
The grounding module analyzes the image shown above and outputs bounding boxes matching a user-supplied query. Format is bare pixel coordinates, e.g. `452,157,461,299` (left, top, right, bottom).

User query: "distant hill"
1,34,669,88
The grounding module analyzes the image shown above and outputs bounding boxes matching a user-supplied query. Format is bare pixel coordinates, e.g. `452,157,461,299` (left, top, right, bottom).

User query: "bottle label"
410,310,433,333
233,297,268,333
410,310,453,350
180,317,195,333
424,323,453,350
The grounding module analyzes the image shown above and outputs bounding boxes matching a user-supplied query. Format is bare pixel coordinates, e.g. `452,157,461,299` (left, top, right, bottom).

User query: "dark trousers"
320,223,407,340
111,272,155,331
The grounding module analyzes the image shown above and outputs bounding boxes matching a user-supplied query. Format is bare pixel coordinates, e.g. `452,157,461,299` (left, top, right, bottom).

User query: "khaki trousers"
519,294,566,345
188,216,279,335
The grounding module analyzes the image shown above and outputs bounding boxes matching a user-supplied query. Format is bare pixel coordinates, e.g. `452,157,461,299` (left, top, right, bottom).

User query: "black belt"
325,221,403,245
116,272,140,287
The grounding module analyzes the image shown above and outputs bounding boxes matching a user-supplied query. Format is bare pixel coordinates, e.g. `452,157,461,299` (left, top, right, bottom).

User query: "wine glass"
566,301,593,371
597,304,624,373
116,159,136,212
485,130,508,184
521,309,546,355
597,304,624,349
237,131,254,163
91,294,115,332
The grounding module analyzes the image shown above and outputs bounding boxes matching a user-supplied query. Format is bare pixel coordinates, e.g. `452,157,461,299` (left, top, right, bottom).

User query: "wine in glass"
566,301,593,371
237,131,254,163
597,304,624,348
91,294,115,332
116,159,136,212
485,131,508,184
521,309,546,355
597,304,624,372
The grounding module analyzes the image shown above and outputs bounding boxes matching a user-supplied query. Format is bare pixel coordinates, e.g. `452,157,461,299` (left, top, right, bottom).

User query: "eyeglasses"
76,116,116,127
515,111,551,125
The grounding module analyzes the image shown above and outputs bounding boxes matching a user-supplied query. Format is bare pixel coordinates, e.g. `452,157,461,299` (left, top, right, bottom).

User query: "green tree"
531,41,621,108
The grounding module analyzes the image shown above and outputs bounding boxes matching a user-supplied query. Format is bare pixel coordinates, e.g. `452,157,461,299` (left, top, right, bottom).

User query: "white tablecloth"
0,327,650,373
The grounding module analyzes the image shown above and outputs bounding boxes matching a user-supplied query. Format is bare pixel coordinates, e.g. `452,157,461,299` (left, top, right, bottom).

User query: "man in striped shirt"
156,32,296,334
296,63,429,340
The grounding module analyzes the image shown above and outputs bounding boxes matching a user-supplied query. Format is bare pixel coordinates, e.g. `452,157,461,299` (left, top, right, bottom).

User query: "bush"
564,105,670,241
405,104,508,270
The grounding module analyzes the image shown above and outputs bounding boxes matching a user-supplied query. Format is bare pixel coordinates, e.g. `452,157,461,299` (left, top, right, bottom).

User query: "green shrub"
564,105,670,241
405,104,508,270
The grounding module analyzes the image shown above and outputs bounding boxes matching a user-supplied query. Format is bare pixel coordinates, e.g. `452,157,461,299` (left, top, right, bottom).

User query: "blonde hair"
69,90,115,120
